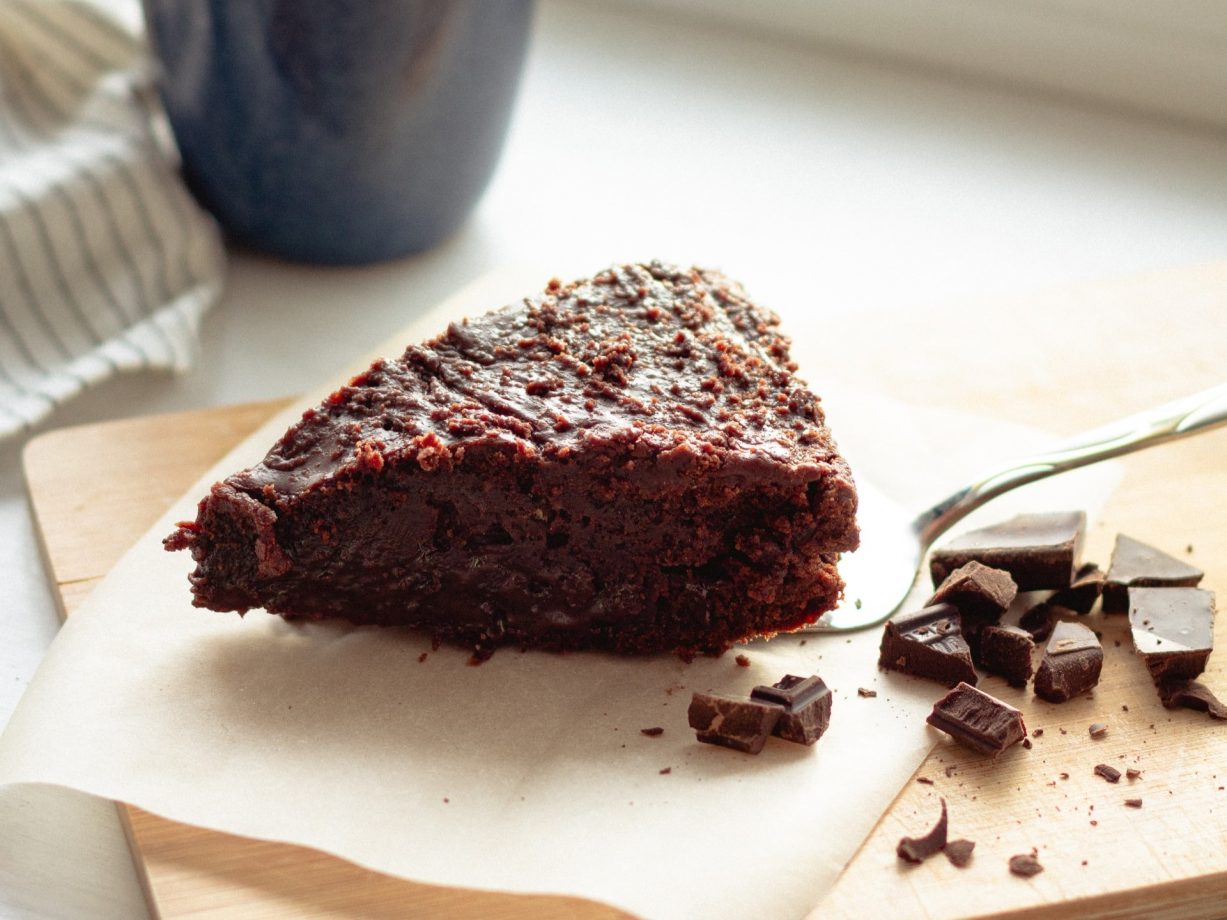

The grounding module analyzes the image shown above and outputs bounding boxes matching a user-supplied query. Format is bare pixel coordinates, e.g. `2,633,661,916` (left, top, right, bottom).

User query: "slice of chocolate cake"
166,263,859,656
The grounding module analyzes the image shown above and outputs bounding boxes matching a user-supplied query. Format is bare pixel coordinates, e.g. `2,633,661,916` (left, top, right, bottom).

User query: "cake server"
813,382,1227,631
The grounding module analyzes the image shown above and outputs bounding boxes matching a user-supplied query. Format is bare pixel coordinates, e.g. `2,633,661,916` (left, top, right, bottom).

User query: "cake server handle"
911,381,1227,550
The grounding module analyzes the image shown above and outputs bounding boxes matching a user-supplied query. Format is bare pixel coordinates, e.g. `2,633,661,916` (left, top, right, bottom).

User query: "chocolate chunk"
1049,562,1105,614
857,687,878,698
927,561,1018,639
1034,621,1103,703
1009,852,1044,877
1019,600,1056,642
687,693,781,754
978,625,1035,687
1103,534,1203,614
1129,587,1216,682
1158,678,1227,720
945,839,976,868
930,511,1085,591
896,798,948,863
926,682,1027,755
750,674,833,745
878,603,978,687
1094,763,1121,783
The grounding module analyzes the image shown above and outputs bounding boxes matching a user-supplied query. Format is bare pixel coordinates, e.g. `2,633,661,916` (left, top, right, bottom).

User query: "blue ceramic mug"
143,0,534,264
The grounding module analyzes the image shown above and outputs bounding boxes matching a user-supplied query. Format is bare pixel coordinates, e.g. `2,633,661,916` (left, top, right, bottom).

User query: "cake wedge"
166,263,859,656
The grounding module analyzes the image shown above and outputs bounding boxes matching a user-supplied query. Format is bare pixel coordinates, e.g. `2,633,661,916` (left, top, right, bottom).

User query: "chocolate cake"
166,263,859,656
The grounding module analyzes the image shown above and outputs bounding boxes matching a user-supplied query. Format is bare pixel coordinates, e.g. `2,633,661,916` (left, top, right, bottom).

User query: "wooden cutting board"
23,258,1227,918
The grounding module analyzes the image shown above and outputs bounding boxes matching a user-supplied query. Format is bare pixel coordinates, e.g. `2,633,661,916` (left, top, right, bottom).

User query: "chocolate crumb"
417,652,428,663
1032,728,1044,737
1089,722,1108,738
641,726,665,737
916,776,934,785
1126,768,1143,780
1094,764,1122,783
857,687,878,698
1059,772,1070,780
945,839,975,868
735,654,751,668
1009,852,1044,877
1125,798,1143,808
944,765,957,778
1022,738,1033,750
659,767,672,775
896,798,948,863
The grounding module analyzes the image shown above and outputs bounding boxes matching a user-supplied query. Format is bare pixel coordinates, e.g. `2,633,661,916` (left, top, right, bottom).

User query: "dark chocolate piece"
878,604,978,688
1103,534,1203,614
945,839,976,868
1034,621,1103,703
1019,600,1056,642
1125,798,1143,808
1094,763,1121,783
926,682,1027,755
896,798,948,864
1049,561,1104,614
1129,587,1216,682
930,511,1085,590
978,625,1035,688
927,561,1018,639
640,726,664,737
688,692,782,754
165,263,860,657
750,674,832,745
1158,678,1227,720
1009,852,1044,877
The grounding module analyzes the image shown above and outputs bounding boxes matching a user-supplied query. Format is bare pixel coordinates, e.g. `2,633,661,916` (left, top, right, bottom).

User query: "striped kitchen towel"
0,0,224,438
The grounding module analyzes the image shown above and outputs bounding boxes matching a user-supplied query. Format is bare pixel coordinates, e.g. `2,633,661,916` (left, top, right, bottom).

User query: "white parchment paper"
0,275,1119,919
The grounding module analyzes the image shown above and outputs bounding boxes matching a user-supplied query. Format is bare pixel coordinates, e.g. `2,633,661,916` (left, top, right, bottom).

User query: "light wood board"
23,258,1227,918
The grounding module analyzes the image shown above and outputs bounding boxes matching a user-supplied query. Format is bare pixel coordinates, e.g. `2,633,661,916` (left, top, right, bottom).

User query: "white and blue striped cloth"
0,0,224,438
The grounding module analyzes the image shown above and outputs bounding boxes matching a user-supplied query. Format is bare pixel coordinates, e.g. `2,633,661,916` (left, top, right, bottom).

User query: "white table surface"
4,1,1227,916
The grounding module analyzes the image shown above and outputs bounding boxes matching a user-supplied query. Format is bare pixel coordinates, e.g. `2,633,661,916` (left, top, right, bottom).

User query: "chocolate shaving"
1159,678,1227,719
945,839,976,868
896,798,948,864
1094,763,1122,783
1009,851,1044,877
